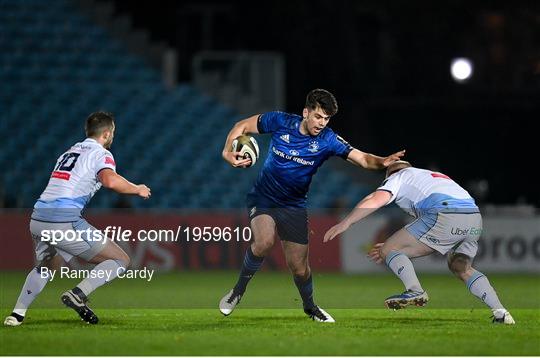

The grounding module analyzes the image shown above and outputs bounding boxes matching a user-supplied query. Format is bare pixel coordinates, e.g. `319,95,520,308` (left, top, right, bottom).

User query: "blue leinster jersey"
250,111,353,207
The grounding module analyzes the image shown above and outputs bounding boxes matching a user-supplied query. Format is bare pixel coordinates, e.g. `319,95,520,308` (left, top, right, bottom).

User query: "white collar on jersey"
84,138,99,144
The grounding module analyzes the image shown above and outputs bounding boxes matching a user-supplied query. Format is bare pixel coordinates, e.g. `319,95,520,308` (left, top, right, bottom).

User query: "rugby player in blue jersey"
219,89,405,322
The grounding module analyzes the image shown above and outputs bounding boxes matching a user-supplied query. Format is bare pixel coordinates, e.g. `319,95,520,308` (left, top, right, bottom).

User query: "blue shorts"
246,193,309,245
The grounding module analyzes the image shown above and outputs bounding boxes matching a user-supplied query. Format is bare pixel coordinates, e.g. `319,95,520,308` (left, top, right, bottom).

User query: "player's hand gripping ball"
231,135,259,167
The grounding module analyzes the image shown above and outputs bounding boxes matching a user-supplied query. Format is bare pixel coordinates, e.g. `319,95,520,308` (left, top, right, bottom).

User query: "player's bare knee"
38,254,63,270
38,260,54,270
108,245,130,267
379,244,395,261
447,253,471,280
461,267,476,281
290,265,310,280
116,251,130,267
447,254,460,273
285,252,308,277
252,239,274,256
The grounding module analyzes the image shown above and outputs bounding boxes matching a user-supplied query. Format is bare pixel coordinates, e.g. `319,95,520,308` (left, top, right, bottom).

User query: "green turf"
1,271,539,355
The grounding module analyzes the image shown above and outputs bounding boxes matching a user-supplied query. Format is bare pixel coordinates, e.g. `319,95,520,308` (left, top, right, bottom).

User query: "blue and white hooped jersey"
251,111,353,207
377,167,479,218
32,138,116,222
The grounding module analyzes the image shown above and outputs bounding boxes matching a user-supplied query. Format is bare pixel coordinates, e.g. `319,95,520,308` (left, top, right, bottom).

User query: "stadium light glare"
450,58,473,83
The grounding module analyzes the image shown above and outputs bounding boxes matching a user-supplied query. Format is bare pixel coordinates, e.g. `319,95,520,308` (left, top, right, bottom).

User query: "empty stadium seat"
0,0,369,210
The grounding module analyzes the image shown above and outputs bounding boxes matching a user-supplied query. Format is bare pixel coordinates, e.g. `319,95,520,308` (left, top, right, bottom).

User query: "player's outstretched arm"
346,148,406,170
222,115,260,168
98,169,151,199
323,190,391,242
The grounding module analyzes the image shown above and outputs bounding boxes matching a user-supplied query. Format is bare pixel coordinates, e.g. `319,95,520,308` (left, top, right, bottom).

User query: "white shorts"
406,212,482,258
30,219,106,264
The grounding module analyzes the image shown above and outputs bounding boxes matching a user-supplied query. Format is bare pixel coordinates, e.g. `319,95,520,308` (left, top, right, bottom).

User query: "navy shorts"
246,193,309,245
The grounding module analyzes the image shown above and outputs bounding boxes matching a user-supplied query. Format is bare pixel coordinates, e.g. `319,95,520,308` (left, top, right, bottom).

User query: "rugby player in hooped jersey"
4,112,151,326
220,89,405,322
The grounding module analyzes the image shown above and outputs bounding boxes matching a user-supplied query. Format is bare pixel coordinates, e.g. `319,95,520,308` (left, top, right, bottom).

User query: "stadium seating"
0,0,370,210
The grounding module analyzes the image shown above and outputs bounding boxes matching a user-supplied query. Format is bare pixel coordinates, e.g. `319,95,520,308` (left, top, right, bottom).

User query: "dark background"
99,0,539,205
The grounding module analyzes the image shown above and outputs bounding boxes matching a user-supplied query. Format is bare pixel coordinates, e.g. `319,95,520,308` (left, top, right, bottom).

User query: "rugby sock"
13,267,50,317
294,274,315,309
466,270,504,310
233,246,264,294
76,259,126,297
385,251,424,293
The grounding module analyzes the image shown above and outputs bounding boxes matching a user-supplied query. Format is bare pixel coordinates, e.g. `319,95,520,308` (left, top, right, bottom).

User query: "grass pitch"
1,271,539,355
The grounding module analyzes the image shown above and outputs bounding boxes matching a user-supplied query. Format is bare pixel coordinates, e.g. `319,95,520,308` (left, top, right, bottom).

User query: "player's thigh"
46,254,66,270
88,238,130,265
447,214,482,276
250,213,278,253
451,213,482,259
35,247,66,270
381,228,434,259
274,207,309,245
71,219,131,265
32,240,65,269
30,219,77,264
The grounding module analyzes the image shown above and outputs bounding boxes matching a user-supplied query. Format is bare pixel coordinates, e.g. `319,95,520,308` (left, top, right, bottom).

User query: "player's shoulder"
271,111,302,128
318,126,336,139
93,147,116,169
96,148,115,164
89,145,113,158
259,111,301,132
406,167,429,176
100,147,114,156
386,167,414,182
390,167,422,183
318,126,347,144
81,139,114,159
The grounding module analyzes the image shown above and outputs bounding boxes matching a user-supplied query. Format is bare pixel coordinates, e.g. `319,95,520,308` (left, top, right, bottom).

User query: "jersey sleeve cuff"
376,188,395,204
339,146,354,160
257,114,266,134
96,166,115,176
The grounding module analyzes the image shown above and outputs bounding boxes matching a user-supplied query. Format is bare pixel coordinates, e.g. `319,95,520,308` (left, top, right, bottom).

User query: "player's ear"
302,108,309,119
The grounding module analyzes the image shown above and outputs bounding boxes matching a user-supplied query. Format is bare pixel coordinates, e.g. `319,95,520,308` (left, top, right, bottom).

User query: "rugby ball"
231,135,259,167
